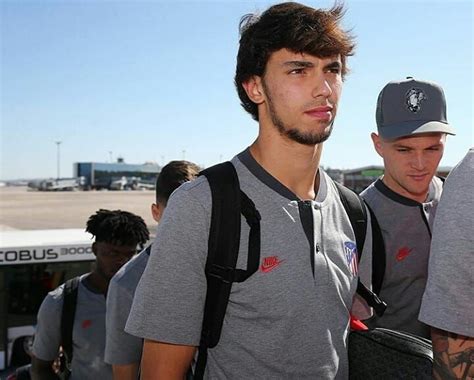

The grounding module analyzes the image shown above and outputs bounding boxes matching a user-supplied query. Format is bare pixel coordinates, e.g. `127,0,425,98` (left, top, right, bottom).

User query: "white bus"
0,229,95,370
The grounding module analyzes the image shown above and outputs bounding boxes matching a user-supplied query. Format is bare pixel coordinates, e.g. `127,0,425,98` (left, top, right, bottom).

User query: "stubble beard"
264,82,334,146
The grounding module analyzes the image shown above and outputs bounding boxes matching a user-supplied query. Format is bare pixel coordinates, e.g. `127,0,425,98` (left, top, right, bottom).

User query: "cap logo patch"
406,88,427,113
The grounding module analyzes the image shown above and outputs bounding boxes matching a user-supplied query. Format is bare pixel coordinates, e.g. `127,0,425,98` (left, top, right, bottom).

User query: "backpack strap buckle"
207,264,237,284
240,191,261,227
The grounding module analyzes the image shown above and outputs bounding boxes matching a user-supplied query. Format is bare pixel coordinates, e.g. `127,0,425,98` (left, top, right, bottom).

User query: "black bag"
348,328,433,379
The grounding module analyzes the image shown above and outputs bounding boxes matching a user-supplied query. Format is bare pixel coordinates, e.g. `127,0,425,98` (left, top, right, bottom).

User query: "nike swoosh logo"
260,259,284,273
396,247,413,262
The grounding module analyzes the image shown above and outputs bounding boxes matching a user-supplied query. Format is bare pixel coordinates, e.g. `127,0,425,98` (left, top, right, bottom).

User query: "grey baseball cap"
376,77,455,140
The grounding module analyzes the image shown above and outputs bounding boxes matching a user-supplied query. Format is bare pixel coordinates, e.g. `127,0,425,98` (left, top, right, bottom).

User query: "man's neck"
249,137,322,200
85,271,110,295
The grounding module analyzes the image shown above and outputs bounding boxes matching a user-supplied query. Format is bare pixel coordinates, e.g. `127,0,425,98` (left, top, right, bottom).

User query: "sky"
1,0,473,180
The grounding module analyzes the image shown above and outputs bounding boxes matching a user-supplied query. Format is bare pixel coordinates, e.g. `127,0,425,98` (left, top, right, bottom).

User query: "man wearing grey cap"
360,77,455,338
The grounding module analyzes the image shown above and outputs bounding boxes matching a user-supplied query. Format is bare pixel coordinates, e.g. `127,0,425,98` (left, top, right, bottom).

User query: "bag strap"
61,276,80,369
334,182,387,317
365,203,385,296
194,162,261,380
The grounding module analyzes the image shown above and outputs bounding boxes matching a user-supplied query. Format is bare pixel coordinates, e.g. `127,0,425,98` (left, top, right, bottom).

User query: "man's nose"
312,76,332,98
411,153,426,170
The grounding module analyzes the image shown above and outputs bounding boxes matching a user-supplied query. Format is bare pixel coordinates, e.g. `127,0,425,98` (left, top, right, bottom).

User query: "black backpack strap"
364,202,385,296
61,276,80,370
334,182,387,317
194,162,261,380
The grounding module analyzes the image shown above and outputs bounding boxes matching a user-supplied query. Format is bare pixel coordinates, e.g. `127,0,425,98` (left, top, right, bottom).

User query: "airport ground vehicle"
28,177,86,191
0,229,95,370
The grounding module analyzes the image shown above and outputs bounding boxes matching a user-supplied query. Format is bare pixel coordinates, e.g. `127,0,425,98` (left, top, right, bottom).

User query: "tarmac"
0,186,157,232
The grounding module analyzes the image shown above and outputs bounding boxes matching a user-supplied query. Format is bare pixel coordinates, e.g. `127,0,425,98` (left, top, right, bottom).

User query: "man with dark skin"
31,209,149,380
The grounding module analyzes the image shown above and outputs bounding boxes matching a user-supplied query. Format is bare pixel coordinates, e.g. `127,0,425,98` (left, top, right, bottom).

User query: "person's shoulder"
359,180,378,199
167,175,211,210
176,175,209,193
38,282,67,314
110,249,149,290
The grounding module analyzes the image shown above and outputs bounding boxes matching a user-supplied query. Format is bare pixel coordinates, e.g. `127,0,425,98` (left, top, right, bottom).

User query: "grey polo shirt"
361,177,443,338
105,247,150,365
32,274,112,380
126,149,372,379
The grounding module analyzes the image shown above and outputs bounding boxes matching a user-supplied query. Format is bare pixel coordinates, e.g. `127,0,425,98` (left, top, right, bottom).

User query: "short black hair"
155,160,200,205
86,209,149,248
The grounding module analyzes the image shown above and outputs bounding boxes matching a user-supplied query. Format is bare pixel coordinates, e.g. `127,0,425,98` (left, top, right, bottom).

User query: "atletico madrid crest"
344,241,358,276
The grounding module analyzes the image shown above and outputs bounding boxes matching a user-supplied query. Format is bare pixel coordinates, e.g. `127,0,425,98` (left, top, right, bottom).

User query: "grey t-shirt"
126,150,372,379
419,148,474,337
32,274,112,380
361,177,443,338
105,247,150,365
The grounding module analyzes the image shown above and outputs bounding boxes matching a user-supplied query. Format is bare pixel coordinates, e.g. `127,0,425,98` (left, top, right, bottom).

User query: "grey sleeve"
419,153,474,337
351,204,373,320
105,278,142,364
125,182,209,346
32,290,62,361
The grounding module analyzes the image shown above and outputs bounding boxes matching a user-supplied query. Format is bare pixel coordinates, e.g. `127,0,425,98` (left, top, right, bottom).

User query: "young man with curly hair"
31,209,149,380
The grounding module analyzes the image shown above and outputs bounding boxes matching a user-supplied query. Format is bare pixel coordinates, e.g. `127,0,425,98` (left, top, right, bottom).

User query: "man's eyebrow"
324,61,341,70
282,61,314,68
392,142,412,148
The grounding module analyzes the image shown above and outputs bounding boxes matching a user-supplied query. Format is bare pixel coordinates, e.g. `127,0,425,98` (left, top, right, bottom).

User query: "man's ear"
241,76,265,105
151,203,164,223
371,132,384,158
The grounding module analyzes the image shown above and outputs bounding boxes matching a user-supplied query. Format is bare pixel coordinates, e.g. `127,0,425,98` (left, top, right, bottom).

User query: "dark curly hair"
86,209,149,248
235,1,355,121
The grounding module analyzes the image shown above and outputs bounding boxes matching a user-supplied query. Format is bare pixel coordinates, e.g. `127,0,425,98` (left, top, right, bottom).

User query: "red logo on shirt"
260,256,284,273
396,247,413,262
81,319,92,329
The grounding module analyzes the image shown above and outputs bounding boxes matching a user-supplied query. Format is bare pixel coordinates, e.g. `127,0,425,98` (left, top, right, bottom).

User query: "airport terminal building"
74,159,160,190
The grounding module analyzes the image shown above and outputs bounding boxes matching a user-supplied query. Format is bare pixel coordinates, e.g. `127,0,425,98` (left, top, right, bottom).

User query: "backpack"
59,276,80,379
194,162,386,379
348,327,433,379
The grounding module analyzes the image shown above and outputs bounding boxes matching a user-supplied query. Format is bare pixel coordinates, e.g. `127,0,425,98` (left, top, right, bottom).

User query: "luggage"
349,328,433,379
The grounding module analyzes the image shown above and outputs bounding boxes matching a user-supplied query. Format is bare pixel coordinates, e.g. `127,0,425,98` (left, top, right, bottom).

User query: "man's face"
92,241,137,280
258,49,343,145
372,132,446,202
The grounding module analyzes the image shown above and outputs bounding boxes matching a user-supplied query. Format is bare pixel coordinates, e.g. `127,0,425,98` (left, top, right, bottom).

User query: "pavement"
0,186,157,232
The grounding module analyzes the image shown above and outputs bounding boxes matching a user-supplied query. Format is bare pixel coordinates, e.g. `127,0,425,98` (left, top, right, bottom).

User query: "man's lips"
408,173,429,181
304,106,333,120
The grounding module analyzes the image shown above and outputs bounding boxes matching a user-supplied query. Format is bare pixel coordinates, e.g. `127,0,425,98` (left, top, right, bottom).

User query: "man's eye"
289,68,305,75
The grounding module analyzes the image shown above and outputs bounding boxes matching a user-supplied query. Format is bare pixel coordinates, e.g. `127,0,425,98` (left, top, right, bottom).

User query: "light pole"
55,141,62,179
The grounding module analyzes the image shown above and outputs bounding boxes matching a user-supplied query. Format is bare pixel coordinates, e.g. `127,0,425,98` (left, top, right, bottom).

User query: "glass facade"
74,162,160,189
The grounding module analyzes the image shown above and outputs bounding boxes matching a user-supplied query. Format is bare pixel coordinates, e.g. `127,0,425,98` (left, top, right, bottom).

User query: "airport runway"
0,186,157,231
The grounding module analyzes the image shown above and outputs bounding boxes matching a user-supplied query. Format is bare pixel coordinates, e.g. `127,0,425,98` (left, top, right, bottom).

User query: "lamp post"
55,141,62,179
